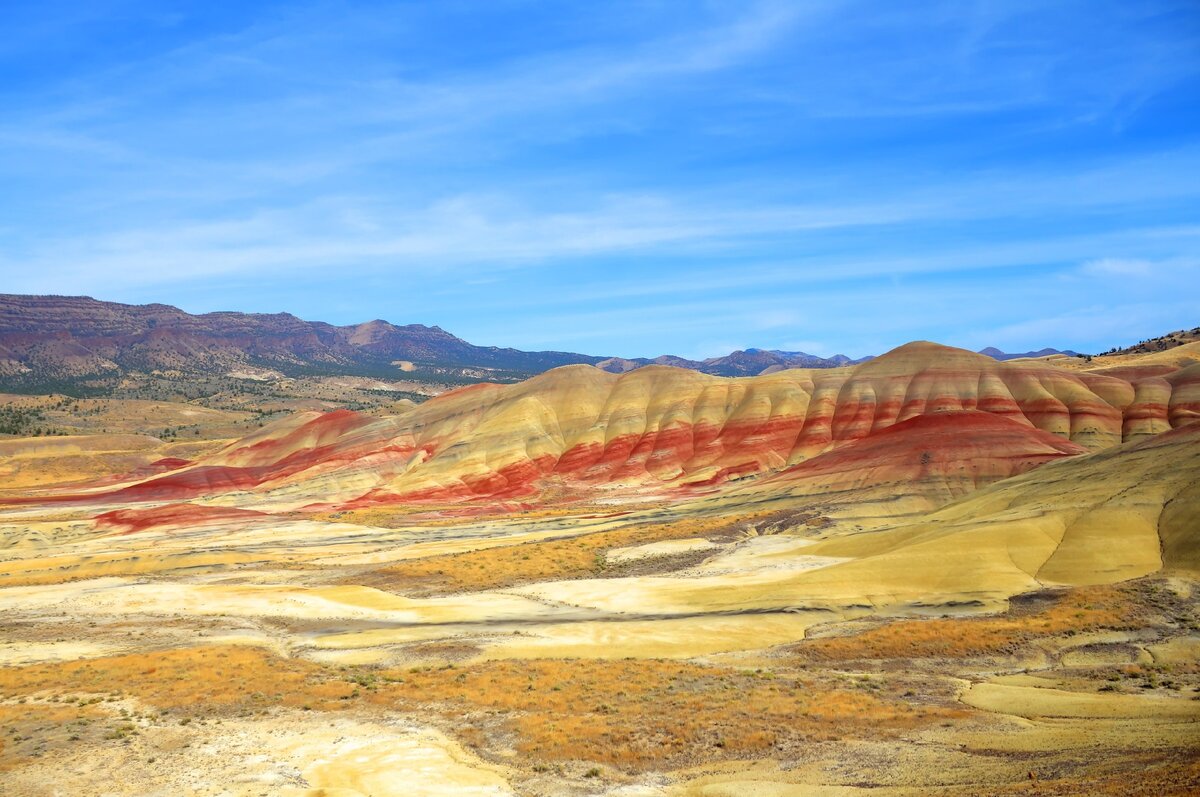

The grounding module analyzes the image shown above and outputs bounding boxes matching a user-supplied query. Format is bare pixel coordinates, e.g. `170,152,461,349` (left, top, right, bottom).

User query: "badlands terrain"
0,335,1198,795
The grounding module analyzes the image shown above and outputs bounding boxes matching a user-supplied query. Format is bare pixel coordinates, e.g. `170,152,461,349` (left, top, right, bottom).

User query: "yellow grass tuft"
362,512,771,593
795,585,1135,662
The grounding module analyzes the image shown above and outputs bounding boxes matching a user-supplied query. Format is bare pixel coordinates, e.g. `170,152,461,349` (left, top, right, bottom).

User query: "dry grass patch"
0,702,109,771
0,394,254,441
359,512,773,594
986,755,1200,796
368,658,966,769
794,585,1138,662
0,646,343,715
0,645,966,773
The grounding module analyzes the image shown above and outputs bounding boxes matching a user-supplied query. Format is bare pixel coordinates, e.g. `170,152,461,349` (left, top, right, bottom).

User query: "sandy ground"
1,708,514,797
1,421,1197,794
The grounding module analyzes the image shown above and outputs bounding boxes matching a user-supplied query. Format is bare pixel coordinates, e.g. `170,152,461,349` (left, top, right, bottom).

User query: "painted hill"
1,333,1196,797
733,409,1088,516
20,341,1196,514
793,419,1200,607
529,418,1200,623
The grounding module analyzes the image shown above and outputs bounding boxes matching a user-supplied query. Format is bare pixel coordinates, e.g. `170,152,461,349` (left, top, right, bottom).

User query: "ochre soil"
0,643,961,774
1,580,1197,793
355,511,781,594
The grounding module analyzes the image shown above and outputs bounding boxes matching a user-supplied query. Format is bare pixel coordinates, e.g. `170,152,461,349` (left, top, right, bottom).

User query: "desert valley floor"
1,341,1198,796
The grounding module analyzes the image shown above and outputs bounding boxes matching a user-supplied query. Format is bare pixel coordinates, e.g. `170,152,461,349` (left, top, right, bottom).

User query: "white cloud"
1079,257,1154,277
2,0,1198,360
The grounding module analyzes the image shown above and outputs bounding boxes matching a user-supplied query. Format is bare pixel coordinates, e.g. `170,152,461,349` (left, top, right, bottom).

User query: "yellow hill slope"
39,342,1196,512
794,422,1200,608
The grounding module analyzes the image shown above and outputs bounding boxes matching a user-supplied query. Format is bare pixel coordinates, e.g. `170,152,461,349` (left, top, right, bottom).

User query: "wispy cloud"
8,141,1199,298
0,0,1197,357
1078,257,1155,278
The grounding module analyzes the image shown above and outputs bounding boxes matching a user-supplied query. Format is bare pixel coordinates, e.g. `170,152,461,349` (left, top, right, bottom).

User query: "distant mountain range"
976,346,1081,361
595,347,871,377
0,295,870,391
0,294,1097,394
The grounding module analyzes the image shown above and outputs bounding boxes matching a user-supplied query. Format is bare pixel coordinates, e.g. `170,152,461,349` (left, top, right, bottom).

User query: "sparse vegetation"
357,512,773,594
793,585,1136,662
0,404,59,436
0,646,965,772
0,312,1197,795
1097,327,1200,358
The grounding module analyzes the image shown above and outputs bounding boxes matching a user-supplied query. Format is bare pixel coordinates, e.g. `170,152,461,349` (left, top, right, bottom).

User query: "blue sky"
1,1,1198,359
